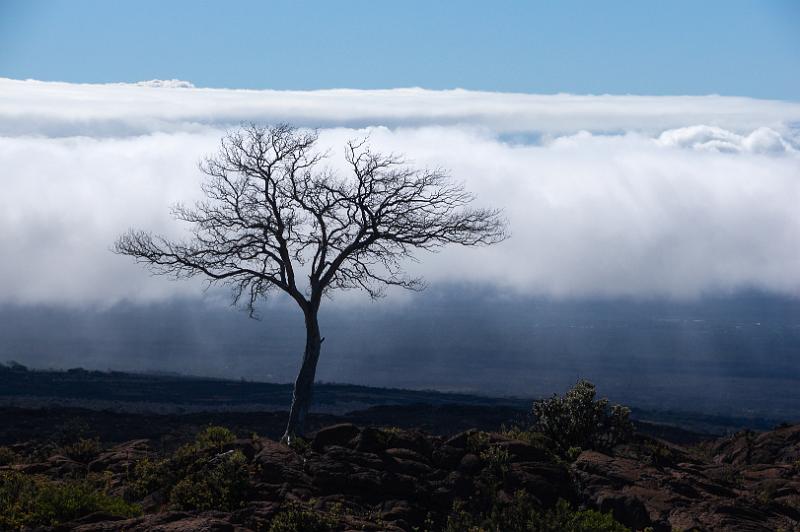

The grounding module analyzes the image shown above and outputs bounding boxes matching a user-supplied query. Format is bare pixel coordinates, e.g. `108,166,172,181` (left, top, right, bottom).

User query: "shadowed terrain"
2,378,800,531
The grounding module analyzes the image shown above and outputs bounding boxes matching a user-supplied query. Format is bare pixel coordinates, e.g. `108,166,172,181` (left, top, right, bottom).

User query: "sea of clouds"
1,77,799,305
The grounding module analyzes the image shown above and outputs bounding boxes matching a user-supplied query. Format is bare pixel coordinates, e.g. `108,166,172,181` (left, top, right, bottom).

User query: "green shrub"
466,431,491,454
288,435,311,454
195,426,236,450
480,446,511,476
565,446,583,462
532,380,633,454
268,502,335,532
169,449,249,511
641,440,675,466
0,446,18,466
128,456,171,500
444,499,480,532
61,437,101,463
531,499,629,532
0,471,140,528
56,418,91,445
445,492,627,532
129,426,247,508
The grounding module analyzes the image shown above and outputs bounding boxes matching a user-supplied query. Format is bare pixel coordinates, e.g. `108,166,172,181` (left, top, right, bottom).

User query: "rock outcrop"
4,423,800,531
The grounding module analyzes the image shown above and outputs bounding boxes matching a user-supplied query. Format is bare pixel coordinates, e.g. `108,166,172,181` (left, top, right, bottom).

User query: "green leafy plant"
641,440,675,466
445,492,627,532
128,456,171,500
480,446,511,477
129,425,248,510
0,471,140,529
565,446,583,462
532,380,633,454
169,449,249,511
288,435,311,454
466,431,491,454
0,446,19,466
268,502,336,532
55,418,91,445
61,437,101,463
195,425,236,450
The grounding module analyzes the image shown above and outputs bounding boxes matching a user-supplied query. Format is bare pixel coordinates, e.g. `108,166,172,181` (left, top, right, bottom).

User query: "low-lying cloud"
0,78,798,305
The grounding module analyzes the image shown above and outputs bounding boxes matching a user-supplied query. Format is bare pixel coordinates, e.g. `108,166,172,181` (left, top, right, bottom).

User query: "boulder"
311,423,360,452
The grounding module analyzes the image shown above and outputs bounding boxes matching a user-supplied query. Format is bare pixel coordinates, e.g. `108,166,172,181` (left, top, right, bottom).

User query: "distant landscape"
3,289,798,424
0,362,791,437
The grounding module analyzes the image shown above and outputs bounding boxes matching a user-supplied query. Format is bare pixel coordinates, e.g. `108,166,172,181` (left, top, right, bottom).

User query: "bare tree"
115,124,507,442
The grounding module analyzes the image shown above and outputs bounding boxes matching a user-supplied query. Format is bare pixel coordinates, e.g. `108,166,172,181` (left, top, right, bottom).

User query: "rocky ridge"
3,423,799,531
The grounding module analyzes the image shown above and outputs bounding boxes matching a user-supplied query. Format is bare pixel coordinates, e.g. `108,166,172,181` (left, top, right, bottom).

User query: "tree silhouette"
115,124,507,442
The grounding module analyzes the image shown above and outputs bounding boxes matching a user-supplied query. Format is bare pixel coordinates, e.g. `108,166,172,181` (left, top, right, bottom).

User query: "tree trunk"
281,311,322,444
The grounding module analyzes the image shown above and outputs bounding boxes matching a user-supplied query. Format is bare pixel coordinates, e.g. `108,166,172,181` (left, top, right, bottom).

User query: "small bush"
129,425,247,509
56,418,91,445
61,437,101,463
268,502,335,532
195,426,236,450
0,471,140,528
128,457,171,500
169,450,249,511
641,440,675,466
480,446,511,476
445,492,627,532
466,431,491,454
288,435,311,454
532,380,633,454
565,446,583,462
0,446,19,466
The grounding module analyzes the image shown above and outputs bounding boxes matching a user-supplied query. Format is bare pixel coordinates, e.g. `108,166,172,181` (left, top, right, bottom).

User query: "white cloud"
0,78,798,304
133,79,195,89
657,125,795,154
3,77,800,138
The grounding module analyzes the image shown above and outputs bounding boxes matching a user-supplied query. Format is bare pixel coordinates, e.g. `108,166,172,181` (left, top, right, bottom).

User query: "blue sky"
1,0,798,99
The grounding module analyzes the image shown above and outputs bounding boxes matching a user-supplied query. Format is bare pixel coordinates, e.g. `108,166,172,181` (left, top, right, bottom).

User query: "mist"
1,77,799,419
2,289,799,420
1,78,799,305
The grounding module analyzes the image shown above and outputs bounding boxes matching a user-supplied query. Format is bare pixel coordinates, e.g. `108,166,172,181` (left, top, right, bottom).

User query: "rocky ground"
2,415,800,531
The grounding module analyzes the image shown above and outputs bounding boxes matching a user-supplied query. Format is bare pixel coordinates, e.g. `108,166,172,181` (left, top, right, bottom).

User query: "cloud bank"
0,78,798,304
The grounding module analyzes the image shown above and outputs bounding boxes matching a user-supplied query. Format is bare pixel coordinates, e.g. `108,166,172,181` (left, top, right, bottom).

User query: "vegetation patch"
0,446,19,466
532,380,633,455
0,471,140,529
127,425,249,512
267,502,336,532
61,437,101,463
194,425,236,450
445,493,628,532
169,449,249,511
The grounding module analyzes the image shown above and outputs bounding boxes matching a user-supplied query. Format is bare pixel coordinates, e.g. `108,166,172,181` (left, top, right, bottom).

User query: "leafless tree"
115,124,507,442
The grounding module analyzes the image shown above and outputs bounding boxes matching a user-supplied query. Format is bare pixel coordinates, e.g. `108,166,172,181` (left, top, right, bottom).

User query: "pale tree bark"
284,309,322,443
114,124,507,442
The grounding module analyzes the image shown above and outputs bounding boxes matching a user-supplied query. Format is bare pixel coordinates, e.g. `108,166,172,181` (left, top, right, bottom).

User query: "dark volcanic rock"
6,419,800,531
507,461,573,507
253,439,308,488
710,425,800,466
88,439,151,473
493,439,553,462
572,443,800,531
311,423,361,452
